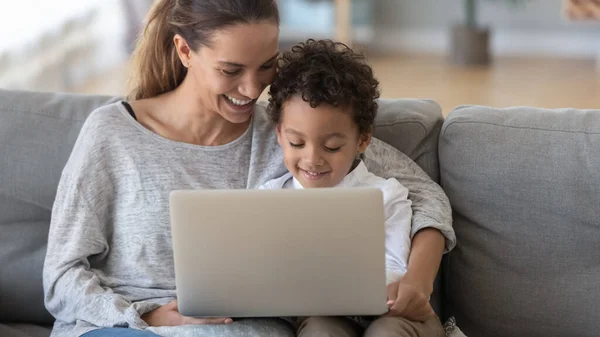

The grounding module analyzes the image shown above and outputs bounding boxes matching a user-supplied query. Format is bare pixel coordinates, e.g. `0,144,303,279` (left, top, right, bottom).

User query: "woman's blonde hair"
127,0,279,101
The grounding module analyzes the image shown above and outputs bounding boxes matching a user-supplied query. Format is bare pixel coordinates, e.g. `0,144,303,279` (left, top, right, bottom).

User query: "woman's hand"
142,300,233,327
385,278,435,322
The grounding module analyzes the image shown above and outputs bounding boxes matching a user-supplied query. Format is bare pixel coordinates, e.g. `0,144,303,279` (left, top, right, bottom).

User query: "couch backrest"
0,90,444,323
439,105,600,337
374,99,443,182
0,90,119,323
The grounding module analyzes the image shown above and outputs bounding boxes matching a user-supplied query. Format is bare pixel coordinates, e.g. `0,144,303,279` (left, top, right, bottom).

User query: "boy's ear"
358,132,372,154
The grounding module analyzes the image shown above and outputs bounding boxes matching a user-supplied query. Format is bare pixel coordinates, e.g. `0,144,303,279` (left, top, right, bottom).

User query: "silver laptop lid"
170,188,387,318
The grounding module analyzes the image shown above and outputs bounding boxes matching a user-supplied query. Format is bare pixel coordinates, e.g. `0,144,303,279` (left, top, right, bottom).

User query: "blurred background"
0,0,598,114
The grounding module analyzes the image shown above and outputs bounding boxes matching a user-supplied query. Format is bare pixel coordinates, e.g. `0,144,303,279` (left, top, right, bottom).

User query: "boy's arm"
385,228,446,322
381,179,413,285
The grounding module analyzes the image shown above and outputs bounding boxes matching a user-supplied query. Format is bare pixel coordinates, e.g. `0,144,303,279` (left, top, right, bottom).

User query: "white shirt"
260,161,412,284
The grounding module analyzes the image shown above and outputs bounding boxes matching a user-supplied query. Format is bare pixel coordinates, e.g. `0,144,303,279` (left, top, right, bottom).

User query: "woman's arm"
43,112,160,329
363,138,455,252
363,138,455,321
404,228,446,297
43,176,157,329
44,108,235,329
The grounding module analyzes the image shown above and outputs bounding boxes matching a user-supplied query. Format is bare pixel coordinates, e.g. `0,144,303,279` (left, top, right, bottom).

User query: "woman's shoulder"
63,102,132,176
363,137,422,177
83,101,131,132
79,101,142,143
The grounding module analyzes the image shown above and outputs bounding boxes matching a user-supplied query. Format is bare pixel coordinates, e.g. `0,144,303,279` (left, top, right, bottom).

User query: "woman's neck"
149,77,251,146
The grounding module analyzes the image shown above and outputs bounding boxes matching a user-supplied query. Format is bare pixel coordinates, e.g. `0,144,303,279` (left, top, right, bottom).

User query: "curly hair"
268,39,380,135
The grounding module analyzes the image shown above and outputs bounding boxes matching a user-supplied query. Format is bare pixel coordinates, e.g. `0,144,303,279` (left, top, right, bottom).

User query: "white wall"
371,0,600,58
0,0,127,91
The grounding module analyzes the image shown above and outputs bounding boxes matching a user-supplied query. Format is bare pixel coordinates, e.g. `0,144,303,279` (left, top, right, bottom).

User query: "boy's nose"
304,152,325,168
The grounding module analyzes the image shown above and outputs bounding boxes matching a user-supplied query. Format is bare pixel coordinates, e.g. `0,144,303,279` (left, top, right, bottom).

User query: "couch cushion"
0,90,119,324
0,324,52,337
439,105,600,337
374,99,443,183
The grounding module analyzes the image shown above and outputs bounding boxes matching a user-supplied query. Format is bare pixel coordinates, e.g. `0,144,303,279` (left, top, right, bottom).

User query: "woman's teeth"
225,95,252,106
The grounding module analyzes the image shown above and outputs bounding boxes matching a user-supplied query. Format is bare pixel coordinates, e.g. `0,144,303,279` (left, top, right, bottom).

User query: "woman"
42,1,455,337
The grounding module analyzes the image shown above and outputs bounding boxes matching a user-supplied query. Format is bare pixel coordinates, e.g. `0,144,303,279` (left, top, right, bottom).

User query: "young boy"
260,39,444,337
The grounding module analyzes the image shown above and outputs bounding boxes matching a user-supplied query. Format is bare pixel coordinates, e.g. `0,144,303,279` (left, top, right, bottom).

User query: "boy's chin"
297,178,338,189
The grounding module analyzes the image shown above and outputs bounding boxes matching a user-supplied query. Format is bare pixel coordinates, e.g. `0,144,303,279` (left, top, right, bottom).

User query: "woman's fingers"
181,316,234,325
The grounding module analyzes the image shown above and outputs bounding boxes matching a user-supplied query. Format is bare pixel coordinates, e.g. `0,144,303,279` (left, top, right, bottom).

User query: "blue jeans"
81,328,161,337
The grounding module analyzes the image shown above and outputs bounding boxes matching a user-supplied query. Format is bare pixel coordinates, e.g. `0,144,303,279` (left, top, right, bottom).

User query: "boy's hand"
385,279,435,322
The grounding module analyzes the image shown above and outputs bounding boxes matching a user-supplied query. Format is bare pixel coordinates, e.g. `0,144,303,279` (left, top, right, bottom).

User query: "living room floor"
77,54,600,116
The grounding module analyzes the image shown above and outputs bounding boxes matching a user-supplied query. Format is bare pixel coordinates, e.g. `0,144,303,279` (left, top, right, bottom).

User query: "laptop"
169,188,388,318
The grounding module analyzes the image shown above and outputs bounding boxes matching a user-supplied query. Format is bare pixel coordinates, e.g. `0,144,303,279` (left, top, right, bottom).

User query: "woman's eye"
221,69,241,76
260,63,275,70
324,146,342,153
289,142,304,148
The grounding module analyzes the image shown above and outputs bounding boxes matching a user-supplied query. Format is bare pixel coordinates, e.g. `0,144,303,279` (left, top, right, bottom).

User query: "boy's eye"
324,146,342,153
221,69,241,76
289,142,304,148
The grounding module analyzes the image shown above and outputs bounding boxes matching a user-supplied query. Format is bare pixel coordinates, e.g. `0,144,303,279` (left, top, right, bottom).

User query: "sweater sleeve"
42,175,158,329
42,109,160,329
363,138,456,252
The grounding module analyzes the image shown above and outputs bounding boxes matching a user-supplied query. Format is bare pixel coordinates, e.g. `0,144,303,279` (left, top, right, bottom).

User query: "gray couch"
0,89,598,337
